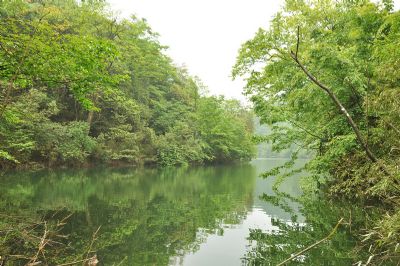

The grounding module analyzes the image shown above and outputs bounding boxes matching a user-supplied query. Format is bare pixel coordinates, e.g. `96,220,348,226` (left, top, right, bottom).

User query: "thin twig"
28,222,49,266
84,226,101,263
288,118,323,139
277,218,344,266
114,256,128,266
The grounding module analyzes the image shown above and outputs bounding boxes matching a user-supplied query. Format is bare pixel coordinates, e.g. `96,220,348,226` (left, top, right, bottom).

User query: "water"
0,159,363,265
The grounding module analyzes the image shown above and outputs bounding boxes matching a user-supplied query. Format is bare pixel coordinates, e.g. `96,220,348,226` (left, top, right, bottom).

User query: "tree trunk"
86,94,99,128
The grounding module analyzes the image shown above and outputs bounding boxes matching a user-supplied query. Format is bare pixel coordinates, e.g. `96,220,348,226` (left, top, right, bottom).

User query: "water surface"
0,159,362,265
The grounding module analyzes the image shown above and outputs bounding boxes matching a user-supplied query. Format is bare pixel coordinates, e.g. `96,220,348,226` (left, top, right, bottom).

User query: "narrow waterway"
0,158,361,265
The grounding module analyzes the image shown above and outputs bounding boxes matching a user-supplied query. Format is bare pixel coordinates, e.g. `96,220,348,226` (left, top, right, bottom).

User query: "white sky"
106,0,400,103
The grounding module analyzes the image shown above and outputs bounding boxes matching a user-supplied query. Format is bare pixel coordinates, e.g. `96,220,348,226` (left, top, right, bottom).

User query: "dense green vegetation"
3,0,400,264
0,0,254,169
234,0,400,263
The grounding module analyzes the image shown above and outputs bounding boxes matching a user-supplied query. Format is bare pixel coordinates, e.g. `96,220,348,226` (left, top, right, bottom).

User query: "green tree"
233,0,400,263
197,97,254,163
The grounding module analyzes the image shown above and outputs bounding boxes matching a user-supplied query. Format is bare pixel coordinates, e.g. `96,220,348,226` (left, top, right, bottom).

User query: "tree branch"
289,29,378,163
295,26,300,58
288,118,323,140
277,218,344,266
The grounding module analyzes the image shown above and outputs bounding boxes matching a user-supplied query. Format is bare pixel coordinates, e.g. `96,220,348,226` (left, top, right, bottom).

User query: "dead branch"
277,218,344,266
27,222,49,266
84,226,101,264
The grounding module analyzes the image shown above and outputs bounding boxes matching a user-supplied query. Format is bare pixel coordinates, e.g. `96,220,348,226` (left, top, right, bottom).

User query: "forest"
0,0,254,170
1,0,400,265
234,0,400,264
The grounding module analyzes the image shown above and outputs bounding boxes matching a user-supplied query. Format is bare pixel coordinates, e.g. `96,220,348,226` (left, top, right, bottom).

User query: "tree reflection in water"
243,188,369,266
0,164,256,265
0,160,371,265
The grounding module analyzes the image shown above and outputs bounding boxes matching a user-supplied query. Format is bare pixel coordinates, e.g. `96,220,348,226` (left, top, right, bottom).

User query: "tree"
233,0,400,263
197,96,254,163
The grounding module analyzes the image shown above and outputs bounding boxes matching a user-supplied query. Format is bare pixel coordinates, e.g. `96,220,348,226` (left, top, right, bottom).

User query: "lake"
0,158,363,265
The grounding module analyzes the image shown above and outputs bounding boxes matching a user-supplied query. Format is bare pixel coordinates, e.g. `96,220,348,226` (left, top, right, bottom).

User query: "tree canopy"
0,0,254,169
233,0,400,263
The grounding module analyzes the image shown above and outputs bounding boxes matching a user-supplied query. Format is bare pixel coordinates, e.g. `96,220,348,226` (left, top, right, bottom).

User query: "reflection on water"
172,158,307,266
0,159,362,265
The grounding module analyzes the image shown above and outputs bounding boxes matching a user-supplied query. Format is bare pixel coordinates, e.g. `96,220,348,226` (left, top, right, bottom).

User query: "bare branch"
85,226,101,263
277,218,344,266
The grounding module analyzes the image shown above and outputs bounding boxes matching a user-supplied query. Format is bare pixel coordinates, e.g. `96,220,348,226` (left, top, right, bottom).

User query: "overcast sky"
106,0,400,103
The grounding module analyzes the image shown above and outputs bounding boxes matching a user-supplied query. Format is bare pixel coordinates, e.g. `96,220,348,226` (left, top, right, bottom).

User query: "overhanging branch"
289,27,378,163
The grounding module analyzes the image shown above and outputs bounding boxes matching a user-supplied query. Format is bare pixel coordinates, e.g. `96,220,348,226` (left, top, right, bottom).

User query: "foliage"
233,0,400,263
197,97,255,163
156,121,205,166
0,0,254,169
